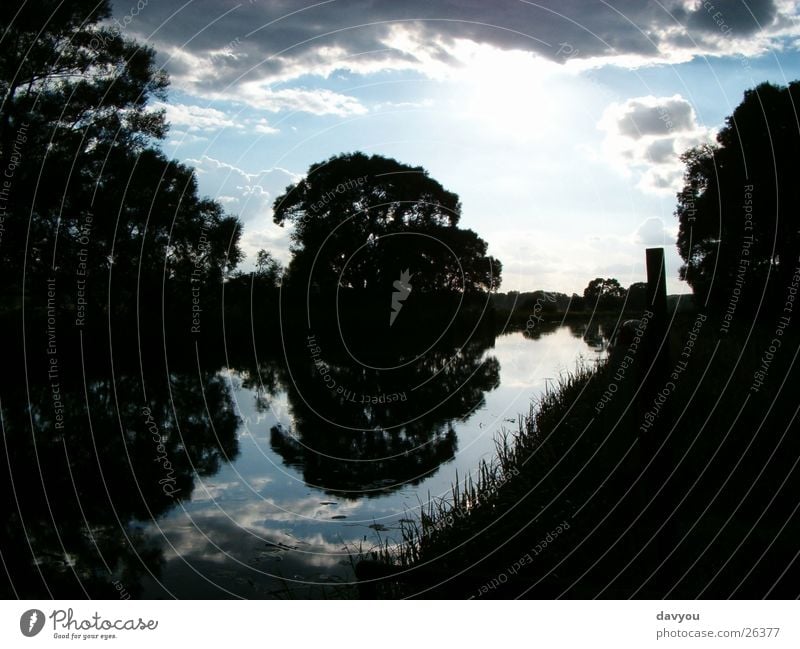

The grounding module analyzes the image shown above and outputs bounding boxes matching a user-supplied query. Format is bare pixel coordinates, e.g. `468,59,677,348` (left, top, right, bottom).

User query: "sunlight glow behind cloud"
119,0,800,293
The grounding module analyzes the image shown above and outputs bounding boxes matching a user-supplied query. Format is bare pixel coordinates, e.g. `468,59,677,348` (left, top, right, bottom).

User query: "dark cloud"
109,0,795,94
122,0,649,57
644,138,678,164
616,97,695,138
683,0,778,35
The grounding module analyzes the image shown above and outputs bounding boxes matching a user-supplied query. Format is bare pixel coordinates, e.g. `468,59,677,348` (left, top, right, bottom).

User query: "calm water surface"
138,325,608,598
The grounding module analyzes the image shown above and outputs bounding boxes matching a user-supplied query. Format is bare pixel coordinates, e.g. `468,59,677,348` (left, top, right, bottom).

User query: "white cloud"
154,100,284,137
238,222,293,269
183,155,299,267
155,46,369,117
166,130,209,146
252,118,280,135
208,83,368,116
185,155,300,188
634,217,677,246
598,94,715,194
373,99,435,111
154,101,238,132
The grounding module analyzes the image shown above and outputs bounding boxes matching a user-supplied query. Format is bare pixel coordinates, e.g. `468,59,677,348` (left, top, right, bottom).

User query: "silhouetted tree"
626,281,648,311
254,249,283,287
570,292,586,311
583,277,625,310
273,152,502,297
675,81,800,314
0,1,242,323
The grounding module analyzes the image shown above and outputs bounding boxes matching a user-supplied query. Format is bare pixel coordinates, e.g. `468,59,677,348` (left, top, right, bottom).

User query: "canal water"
138,324,608,598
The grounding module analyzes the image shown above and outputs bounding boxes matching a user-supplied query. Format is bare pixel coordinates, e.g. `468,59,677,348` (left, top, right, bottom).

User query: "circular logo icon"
20,609,45,637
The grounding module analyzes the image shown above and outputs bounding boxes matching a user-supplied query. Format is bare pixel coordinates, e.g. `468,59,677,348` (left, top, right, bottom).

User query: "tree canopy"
273,152,502,296
583,277,625,310
0,0,242,326
675,81,800,314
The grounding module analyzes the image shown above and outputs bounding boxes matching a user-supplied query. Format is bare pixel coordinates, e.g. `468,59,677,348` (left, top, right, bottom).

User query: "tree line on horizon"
492,279,644,314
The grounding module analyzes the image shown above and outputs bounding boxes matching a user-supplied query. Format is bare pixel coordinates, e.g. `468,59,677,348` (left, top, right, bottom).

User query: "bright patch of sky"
118,0,800,294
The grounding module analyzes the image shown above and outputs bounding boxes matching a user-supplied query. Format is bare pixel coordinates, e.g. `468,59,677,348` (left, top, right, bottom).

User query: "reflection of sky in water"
138,328,606,598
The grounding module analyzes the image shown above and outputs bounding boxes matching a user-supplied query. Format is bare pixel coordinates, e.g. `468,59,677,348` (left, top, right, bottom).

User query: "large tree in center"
583,277,625,311
273,153,502,296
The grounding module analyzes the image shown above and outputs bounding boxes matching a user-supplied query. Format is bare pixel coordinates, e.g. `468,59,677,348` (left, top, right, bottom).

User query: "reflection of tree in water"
0,356,240,598
565,321,612,352
269,332,500,499
236,356,284,413
521,320,563,341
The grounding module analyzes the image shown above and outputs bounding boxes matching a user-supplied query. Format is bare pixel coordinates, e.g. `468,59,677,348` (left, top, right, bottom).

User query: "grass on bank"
365,313,800,598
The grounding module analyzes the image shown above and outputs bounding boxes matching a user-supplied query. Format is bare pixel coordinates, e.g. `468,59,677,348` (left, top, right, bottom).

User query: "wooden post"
645,247,668,347
641,247,671,440
638,247,674,592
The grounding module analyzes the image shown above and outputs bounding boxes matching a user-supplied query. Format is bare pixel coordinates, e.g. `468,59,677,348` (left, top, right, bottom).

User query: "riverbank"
370,313,800,598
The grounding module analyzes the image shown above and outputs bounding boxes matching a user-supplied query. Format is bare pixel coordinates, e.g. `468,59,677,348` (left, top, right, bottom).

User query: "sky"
114,0,800,294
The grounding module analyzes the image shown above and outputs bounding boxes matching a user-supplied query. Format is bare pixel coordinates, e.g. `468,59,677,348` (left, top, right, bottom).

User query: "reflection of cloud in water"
189,476,275,503
140,499,367,598
143,492,368,554
494,327,604,389
225,369,293,434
